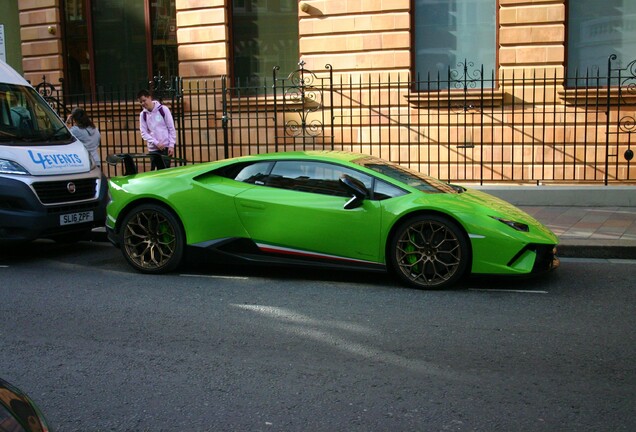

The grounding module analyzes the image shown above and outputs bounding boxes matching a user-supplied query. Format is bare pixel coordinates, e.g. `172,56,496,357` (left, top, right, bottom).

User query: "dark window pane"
91,0,148,90
231,0,299,87
567,0,636,87
151,0,178,78
414,0,496,89
63,0,178,97
63,0,91,94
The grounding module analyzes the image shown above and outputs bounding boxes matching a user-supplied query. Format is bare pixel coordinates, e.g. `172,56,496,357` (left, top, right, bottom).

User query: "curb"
557,240,636,260
470,185,636,207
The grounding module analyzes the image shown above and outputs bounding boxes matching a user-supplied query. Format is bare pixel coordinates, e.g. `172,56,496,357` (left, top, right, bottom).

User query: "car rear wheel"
389,214,469,289
120,204,184,273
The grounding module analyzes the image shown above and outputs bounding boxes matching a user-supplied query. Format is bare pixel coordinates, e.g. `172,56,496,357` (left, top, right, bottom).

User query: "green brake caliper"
158,221,170,244
404,232,421,274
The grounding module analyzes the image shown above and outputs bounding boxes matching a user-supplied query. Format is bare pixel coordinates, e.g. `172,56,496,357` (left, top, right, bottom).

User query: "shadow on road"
1,237,558,292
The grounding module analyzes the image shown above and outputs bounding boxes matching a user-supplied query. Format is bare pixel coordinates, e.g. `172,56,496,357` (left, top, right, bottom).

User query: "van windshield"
0,83,73,145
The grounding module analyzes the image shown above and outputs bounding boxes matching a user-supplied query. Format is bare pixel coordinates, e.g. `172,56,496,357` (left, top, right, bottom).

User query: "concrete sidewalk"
520,206,636,259
471,185,636,259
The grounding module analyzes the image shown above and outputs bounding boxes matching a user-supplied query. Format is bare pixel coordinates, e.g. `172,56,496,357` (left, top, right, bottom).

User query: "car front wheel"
389,214,469,289
120,204,184,273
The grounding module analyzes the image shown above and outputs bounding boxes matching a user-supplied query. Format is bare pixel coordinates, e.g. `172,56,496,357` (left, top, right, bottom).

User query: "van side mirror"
339,174,368,209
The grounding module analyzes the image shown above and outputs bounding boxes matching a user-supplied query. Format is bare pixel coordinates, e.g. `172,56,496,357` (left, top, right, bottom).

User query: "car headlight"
491,216,529,232
0,159,30,175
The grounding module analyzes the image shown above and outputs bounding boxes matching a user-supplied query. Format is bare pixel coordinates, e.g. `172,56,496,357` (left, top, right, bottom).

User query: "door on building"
62,0,177,96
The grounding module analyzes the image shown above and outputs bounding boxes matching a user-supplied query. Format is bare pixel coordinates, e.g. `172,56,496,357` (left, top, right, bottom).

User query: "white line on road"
180,273,249,280
0,265,8,268
468,288,548,294
560,257,636,265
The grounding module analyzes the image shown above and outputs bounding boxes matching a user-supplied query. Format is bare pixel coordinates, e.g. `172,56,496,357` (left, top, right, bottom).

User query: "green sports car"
106,151,559,289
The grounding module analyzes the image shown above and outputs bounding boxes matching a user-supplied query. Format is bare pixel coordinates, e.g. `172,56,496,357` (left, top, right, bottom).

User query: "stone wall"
18,0,63,85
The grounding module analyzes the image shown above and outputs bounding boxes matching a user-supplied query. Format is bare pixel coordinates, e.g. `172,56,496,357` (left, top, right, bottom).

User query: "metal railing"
36,57,636,184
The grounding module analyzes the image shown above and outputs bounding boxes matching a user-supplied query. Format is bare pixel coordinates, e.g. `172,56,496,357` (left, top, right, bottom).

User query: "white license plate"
60,211,94,226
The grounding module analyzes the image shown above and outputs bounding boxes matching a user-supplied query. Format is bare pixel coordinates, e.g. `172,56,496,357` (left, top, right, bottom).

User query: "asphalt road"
0,241,634,431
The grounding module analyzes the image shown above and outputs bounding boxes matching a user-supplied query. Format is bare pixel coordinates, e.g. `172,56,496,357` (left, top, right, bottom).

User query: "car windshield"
353,156,458,194
0,83,72,144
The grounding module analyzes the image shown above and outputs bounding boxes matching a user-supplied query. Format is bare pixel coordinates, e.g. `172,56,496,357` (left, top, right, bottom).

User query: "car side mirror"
0,378,50,432
340,174,368,209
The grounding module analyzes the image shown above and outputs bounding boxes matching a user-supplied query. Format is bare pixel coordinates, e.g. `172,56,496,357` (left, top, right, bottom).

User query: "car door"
234,160,384,263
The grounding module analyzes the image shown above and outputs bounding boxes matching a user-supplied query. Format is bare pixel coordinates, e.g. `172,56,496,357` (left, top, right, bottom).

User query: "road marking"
608,259,636,265
180,273,249,280
560,257,636,265
0,265,8,268
468,288,548,294
586,208,636,215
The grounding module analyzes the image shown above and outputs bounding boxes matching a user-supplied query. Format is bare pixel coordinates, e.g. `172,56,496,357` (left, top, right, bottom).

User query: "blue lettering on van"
28,150,83,169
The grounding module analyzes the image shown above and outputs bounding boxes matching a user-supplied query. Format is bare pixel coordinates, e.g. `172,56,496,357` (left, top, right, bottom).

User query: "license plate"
60,211,94,226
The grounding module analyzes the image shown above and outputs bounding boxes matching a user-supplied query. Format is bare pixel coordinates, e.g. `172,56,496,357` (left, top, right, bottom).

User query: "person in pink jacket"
137,89,176,170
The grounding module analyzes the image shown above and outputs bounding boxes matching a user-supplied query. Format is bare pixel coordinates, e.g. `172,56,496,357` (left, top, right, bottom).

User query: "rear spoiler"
106,153,187,176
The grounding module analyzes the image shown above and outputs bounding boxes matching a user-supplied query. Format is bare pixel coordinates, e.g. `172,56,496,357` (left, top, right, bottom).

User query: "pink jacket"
139,100,176,152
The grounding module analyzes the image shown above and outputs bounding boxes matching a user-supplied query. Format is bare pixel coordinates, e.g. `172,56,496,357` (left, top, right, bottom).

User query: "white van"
0,60,107,242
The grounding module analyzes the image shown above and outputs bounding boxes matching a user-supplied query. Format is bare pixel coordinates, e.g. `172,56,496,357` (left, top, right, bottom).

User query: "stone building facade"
12,0,636,183
16,0,572,84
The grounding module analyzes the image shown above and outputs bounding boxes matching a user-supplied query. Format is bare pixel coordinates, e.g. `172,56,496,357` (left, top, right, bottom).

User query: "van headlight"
0,159,30,175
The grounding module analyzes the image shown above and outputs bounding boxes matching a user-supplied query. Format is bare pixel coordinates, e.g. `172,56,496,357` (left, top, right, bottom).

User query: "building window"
62,0,178,96
567,0,636,86
413,0,496,89
231,0,299,88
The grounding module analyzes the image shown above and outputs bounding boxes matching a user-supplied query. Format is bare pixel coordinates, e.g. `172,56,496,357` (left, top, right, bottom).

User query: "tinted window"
374,180,407,200
267,161,373,197
234,161,273,184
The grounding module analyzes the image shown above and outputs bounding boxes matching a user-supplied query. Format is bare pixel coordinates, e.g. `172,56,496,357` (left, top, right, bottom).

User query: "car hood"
458,187,540,221
410,187,559,243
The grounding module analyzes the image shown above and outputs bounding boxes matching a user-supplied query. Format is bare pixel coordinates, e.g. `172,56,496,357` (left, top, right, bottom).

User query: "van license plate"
60,211,94,226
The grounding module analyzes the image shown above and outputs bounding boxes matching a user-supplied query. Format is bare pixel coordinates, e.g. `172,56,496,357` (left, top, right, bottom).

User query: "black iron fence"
36,57,636,184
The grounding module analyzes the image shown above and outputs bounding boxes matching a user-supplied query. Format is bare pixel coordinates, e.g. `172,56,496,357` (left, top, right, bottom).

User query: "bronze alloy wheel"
121,204,184,273
390,215,469,289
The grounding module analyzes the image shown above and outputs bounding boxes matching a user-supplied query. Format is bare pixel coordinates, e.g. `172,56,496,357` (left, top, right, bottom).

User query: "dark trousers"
149,149,170,170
